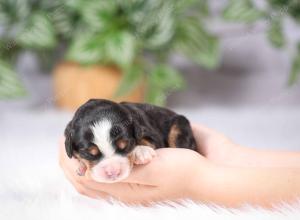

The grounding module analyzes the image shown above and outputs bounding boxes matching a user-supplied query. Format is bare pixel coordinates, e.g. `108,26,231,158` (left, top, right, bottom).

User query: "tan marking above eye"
88,145,100,155
116,139,128,150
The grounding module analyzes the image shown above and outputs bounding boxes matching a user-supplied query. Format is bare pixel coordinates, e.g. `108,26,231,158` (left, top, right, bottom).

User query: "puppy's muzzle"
90,155,131,183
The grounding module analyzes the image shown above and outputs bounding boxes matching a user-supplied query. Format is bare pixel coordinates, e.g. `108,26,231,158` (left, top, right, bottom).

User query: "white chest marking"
91,120,115,157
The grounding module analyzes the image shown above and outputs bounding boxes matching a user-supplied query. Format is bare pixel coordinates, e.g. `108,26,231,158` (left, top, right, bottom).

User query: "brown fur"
168,124,181,148
138,138,156,148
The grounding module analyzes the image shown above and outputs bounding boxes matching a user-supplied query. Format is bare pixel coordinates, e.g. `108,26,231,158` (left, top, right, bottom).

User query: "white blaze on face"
91,119,115,157
90,119,131,183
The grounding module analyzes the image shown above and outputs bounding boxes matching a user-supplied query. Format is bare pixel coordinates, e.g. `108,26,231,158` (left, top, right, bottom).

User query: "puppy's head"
64,99,136,183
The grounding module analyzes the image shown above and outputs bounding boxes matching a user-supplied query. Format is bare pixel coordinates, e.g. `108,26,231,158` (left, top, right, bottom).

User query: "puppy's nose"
103,165,121,179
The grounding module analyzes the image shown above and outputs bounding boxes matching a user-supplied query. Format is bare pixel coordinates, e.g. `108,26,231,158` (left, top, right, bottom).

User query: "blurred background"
1,0,300,173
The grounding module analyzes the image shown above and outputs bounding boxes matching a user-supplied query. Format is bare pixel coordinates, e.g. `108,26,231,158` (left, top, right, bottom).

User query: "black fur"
64,99,197,160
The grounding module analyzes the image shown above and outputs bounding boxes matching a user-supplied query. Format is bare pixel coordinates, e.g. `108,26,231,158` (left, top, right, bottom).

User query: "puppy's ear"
132,121,163,146
64,121,74,158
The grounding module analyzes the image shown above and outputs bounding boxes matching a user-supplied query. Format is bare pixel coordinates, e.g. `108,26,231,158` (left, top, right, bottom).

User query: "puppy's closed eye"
79,145,102,160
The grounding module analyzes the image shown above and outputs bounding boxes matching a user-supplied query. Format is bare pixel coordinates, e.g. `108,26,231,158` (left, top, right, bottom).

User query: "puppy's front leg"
130,145,156,165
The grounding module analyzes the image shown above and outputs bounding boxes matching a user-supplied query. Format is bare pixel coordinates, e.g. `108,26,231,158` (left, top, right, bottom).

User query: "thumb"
121,148,177,185
122,156,161,185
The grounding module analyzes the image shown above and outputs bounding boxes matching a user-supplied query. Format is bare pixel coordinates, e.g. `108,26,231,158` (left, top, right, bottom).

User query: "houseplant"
222,0,300,85
0,0,220,109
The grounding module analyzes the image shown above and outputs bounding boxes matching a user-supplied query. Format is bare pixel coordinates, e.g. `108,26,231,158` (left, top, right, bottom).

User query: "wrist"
188,160,239,207
210,142,255,167
187,156,216,202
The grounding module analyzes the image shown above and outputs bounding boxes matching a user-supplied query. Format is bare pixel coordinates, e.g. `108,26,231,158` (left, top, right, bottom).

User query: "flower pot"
53,62,144,111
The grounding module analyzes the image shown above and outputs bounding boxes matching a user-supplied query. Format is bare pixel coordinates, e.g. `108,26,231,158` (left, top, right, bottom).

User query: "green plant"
222,0,300,85
0,0,220,105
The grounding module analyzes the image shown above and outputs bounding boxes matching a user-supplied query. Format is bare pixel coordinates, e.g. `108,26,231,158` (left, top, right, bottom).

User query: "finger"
122,165,158,185
59,136,157,198
58,136,88,177
59,146,129,195
191,123,216,141
61,156,109,199
58,137,66,157
191,123,222,155
58,138,111,197
124,147,205,184
59,152,83,177
121,151,166,185
60,157,103,198
191,123,230,142
121,148,186,185
64,163,160,204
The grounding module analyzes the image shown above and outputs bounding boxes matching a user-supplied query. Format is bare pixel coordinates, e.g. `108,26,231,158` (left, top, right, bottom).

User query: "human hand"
58,137,208,204
191,123,240,165
59,123,300,207
59,122,238,204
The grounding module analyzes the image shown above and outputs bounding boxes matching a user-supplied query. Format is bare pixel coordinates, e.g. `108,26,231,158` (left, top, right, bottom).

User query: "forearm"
192,123,300,168
227,145,300,168
191,160,300,208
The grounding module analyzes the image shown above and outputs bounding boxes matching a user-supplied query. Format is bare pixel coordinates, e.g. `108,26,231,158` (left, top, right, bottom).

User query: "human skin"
58,123,300,208
192,124,300,168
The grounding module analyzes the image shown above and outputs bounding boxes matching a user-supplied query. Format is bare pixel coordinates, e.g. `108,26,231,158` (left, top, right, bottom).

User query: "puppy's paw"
131,145,156,165
76,161,87,176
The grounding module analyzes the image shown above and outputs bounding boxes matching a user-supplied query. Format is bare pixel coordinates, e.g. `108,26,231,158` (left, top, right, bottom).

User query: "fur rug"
1,107,300,220
1,163,299,220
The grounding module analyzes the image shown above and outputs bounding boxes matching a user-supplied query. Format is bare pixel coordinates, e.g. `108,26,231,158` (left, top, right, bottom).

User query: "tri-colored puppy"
64,99,196,183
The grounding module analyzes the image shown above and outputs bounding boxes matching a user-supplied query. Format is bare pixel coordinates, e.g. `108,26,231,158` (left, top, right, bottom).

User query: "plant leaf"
65,32,104,64
288,50,300,85
16,12,57,49
63,0,86,11
47,4,76,38
129,1,175,49
267,0,291,8
144,2,175,49
222,0,264,23
149,65,185,90
0,0,30,26
267,19,285,48
114,65,143,97
105,31,136,67
0,60,26,98
175,19,220,69
80,0,116,32
146,86,165,106
175,0,209,16
146,64,184,105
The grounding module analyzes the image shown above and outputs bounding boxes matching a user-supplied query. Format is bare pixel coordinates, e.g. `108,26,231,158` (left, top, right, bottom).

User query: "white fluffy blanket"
1,163,300,220
1,110,300,220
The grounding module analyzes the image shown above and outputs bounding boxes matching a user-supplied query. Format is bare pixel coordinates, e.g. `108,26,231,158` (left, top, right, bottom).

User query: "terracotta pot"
53,62,145,111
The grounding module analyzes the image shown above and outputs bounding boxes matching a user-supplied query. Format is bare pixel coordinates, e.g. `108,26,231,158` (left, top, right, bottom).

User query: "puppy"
64,99,197,183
